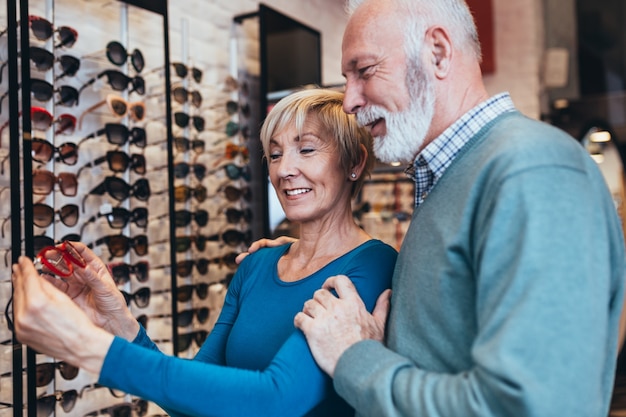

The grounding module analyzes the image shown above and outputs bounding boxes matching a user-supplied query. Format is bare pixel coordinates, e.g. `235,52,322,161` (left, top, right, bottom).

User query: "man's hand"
294,275,391,377
235,235,297,264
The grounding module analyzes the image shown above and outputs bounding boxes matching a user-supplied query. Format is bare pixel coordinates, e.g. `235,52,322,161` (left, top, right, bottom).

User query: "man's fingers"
321,275,359,300
372,289,392,323
294,311,312,332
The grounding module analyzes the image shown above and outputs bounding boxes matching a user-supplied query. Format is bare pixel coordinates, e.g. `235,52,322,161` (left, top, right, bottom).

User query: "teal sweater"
100,240,397,416
335,111,626,416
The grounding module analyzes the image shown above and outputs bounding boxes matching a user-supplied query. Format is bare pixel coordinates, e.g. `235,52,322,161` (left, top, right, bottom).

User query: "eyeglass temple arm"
76,155,107,178
77,127,105,148
77,99,106,131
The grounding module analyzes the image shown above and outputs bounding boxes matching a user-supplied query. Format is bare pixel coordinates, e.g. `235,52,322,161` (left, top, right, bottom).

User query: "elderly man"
292,0,626,416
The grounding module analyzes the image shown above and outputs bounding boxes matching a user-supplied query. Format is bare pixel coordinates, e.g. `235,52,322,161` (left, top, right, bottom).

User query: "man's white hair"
345,0,482,63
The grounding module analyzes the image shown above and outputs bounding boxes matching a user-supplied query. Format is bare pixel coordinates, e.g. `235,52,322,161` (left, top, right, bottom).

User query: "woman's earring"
350,172,357,179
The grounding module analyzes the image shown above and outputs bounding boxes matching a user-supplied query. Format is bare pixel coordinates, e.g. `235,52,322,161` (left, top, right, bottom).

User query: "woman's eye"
269,153,281,160
300,148,315,154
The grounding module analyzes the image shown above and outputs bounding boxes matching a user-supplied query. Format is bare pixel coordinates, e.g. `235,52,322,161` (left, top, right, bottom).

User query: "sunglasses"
28,107,76,134
173,209,209,228
222,207,252,224
106,40,144,73
78,123,147,148
171,62,202,83
78,94,145,129
173,162,207,181
33,203,79,228
34,240,86,278
217,163,251,181
172,86,202,107
0,79,79,110
120,287,151,308
77,151,146,177
174,184,208,203
37,390,79,416
81,207,148,237
83,177,150,211
178,330,209,352
177,307,210,327
85,398,148,417
174,259,210,277
108,261,149,285
87,234,148,259
32,169,78,197
209,228,252,247
220,184,252,202
174,112,205,131
32,138,78,165
225,121,249,139
0,48,80,84
35,361,79,387
79,69,145,96
223,142,249,160
177,283,210,302
28,15,78,48
173,136,205,154
174,235,211,252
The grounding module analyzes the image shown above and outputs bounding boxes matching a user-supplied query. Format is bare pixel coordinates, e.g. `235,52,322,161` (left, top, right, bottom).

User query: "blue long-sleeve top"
99,240,397,417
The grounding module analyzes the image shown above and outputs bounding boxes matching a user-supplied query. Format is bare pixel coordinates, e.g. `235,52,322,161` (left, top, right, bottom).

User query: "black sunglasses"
171,62,202,83
173,162,207,181
106,40,144,72
28,15,78,48
77,151,146,177
0,79,79,110
0,48,80,83
82,177,150,212
78,123,147,149
80,207,148,236
85,398,148,417
87,234,148,260
173,209,209,228
177,283,210,302
108,261,149,285
174,112,205,131
222,207,253,224
78,69,145,96
37,390,79,416
35,361,79,387
120,287,151,308
211,163,251,181
177,307,210,327
178,330,209,352
174,235,210,252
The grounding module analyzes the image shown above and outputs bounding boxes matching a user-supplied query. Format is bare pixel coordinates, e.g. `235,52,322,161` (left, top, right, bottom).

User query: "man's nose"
342,80,365,114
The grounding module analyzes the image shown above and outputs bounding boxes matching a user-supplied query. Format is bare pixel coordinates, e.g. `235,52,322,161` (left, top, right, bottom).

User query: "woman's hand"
12,256,114,374
40,242,139,341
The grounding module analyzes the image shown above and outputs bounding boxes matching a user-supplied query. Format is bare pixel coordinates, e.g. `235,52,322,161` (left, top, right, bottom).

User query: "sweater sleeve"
99,242,397,417
334,164,625,416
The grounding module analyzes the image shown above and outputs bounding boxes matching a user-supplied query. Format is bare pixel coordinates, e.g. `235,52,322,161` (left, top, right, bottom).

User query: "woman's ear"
350,143,369,180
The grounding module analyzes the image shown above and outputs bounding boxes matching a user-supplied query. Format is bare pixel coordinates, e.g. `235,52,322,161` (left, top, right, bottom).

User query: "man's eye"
359,65,374,78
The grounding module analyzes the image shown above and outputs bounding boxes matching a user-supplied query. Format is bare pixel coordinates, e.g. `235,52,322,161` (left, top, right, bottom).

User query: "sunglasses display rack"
0,0,266,414
0,0,184,416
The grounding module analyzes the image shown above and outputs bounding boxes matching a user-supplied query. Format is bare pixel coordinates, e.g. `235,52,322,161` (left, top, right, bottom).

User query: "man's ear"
425,26,453,79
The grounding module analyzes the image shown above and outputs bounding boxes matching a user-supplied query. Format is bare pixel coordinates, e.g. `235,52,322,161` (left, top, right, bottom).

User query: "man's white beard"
356,67,435,165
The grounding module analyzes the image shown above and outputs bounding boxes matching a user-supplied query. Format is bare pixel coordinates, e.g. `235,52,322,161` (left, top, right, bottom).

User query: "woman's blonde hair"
260,88,373,198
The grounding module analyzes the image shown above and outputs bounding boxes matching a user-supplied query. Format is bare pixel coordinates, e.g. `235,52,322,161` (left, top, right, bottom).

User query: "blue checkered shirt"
405,93,516,206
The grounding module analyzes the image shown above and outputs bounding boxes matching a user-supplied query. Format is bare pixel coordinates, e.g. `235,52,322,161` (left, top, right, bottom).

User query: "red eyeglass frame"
35,240,86,277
